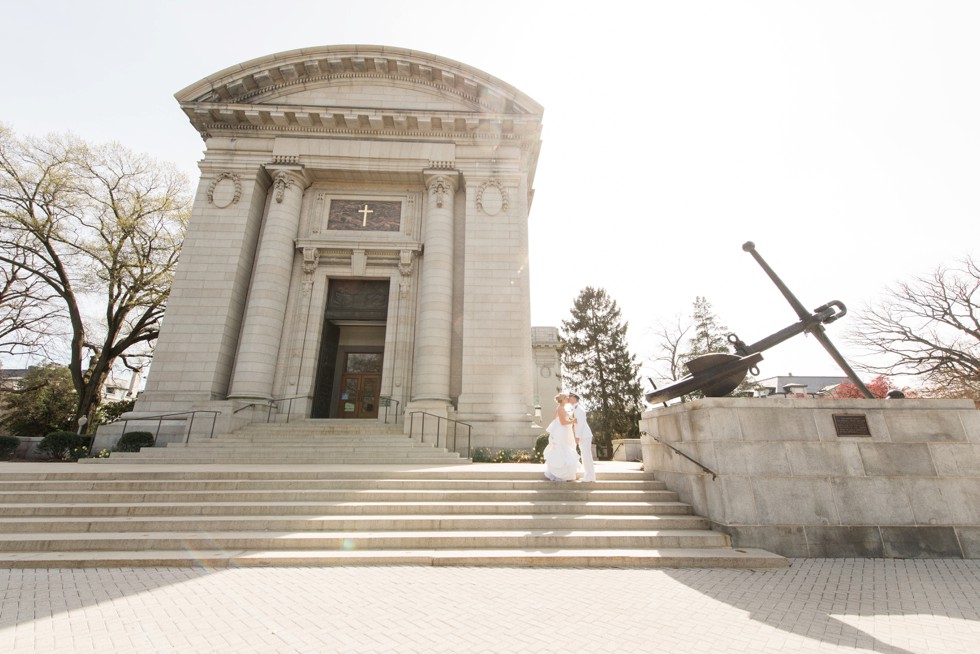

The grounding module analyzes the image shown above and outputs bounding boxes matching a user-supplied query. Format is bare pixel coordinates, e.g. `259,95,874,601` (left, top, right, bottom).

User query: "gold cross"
358,204,374,226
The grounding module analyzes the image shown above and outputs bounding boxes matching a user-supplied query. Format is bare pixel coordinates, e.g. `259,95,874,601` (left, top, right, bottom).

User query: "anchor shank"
808,325,876,399
743,241,811,321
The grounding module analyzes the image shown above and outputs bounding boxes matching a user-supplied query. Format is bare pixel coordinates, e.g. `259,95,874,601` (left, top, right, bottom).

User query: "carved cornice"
175,47,542,143
182,105,538,142
176,46,542,116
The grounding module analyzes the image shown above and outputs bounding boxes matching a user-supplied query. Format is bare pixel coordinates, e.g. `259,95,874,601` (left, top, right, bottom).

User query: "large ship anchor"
645,241,874,404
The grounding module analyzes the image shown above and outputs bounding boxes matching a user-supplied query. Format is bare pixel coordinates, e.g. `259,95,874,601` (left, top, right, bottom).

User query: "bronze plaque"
327,200,401,231
833,414,871,437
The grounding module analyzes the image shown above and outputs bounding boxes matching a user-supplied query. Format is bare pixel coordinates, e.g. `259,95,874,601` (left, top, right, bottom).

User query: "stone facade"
126,46,547,449
640,397,980,558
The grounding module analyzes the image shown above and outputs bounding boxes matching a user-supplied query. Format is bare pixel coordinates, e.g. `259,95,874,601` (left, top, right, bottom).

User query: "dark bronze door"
337,352,383,419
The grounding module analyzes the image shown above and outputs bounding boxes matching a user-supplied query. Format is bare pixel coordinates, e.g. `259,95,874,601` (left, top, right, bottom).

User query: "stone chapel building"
130,45,553,449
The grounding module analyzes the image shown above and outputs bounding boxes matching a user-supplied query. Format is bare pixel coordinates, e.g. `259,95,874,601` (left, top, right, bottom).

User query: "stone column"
411,171,459,405
228,166,311,400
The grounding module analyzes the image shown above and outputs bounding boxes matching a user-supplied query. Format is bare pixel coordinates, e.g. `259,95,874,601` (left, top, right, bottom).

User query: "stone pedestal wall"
640,398,980,558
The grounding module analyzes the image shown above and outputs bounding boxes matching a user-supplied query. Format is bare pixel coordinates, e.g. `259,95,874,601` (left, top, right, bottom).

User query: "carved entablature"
206,172,241,208
295,243,423,275
476,179,509,216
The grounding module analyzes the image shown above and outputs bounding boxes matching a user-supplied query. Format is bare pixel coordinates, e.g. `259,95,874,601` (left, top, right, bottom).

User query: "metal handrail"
116,410,222,446
408,411,472,458
233,395,308,423
379,396,400,424
640,430,718,480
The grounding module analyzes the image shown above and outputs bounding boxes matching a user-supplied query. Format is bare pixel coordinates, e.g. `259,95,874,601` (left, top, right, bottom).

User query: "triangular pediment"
176,45,542,140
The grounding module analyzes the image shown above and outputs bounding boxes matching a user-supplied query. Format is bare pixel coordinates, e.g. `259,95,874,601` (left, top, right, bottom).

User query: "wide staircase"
0,464,787,569
82,420,465,465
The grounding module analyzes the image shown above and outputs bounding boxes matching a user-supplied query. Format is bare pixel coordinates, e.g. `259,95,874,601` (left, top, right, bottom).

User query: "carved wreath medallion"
476,179,508,216
206,172,241,209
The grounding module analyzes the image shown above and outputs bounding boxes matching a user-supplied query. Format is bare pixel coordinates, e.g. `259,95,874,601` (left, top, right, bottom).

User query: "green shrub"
38,431,88,460
534,433,549,461
0,435,21,459
471,447,539,463
95,398,136,425
115,431,155,452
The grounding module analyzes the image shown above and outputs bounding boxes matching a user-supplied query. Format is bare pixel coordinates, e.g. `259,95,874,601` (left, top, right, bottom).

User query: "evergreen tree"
679,296,761,400
560,287,643,458
0,364,77,436
682,296,730,362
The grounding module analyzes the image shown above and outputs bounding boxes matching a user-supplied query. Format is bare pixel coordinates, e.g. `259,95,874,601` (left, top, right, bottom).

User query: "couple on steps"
543,392,595,482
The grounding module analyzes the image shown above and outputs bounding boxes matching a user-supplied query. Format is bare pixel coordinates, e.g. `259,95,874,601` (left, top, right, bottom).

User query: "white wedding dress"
543,413,579,481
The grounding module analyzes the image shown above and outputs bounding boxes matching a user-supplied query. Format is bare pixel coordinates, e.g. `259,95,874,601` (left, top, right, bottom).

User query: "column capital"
423,170,459,189
423,170,459,208
264,165,313,203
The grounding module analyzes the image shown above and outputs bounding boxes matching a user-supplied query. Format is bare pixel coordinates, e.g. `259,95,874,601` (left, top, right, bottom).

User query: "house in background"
755,374,850,397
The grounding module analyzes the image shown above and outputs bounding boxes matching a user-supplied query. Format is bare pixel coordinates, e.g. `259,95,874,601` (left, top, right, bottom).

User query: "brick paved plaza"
1,559,978,653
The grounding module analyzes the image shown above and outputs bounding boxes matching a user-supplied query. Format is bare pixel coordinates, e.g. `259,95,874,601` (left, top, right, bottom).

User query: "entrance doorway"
311,279,389,419
338,352,383,419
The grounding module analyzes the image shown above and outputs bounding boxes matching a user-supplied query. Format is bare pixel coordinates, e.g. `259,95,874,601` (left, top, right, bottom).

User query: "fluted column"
411,171,459,403
228,166,311,400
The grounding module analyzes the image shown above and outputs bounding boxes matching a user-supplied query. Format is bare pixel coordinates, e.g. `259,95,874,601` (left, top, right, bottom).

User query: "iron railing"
116,410,222,446
232,395,309,423
408,411,472,458
640,430,718,480
378,396,400,424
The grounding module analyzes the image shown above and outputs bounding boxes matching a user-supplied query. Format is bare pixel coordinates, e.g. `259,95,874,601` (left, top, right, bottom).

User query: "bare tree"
646,314,691,387
0,126,190,430
850,256,980,403
0,255,64,358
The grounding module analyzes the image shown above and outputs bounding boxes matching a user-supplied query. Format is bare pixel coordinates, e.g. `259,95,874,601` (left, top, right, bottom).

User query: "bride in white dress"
543,393,580,482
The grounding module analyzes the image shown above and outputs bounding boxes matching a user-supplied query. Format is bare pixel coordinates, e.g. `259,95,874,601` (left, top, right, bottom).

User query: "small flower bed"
471,447,541,463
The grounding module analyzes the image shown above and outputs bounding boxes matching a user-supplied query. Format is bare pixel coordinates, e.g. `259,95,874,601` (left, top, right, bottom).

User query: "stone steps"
0,464,789,569
0,547,786,569
90,456,466,465
0,478,666,491
0,529,731,551
0,489,677,503
0,513,710,533
0,500,696,517
84,419,467,465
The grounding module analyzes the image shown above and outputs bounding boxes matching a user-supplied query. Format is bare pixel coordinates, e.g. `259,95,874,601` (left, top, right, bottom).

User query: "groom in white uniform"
568,393,595,482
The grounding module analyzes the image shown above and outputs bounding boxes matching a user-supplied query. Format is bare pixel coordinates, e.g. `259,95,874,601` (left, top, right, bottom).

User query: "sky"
2,0,977,391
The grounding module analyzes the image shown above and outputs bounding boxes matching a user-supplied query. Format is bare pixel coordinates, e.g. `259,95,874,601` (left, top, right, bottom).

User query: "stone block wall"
640,398,980,558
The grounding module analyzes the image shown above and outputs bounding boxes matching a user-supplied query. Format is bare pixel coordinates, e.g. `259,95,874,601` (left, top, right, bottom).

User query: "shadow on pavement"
664,558,980,654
